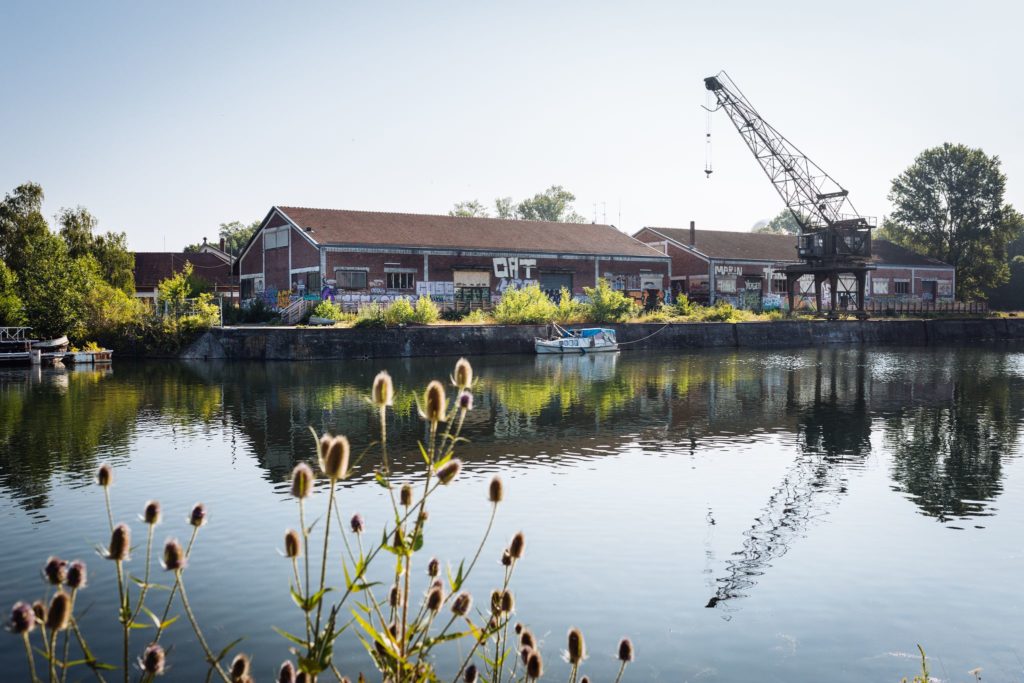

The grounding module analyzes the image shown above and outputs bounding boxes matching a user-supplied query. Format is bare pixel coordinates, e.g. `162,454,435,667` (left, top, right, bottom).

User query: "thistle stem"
129,525,155,627
59,588,79,683
22,631,39,683
114,559,128,683
103,488,114,533
612,661,628,683
154,525,200,643
48,628,58,683
175,571,230,682
315,479,337,634
300,497,311,637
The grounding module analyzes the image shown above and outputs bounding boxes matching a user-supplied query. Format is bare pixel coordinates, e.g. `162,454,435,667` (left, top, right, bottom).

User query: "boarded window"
872,278,889,294
717,278,736,293
453,270,490,287
264,228,289,250
335,269,368,290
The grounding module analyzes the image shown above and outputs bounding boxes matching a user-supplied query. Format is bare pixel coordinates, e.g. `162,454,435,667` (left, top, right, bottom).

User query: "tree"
219,220,260,255
449,200,490,218
885,143,1024,299
494,197,515,219
19,231,98,339
449,186,587,223
754,209,800,235
0,261,25,326
57,206,135,294
0,183,49,276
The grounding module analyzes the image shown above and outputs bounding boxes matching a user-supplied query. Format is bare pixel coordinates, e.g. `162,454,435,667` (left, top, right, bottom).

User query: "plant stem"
103,488,114,533
114,559,128,683
463,503,497,583
175,571,230,682
129,525,156,627
59,588,79,683
315,478,337,634
300,497,311,640
153,525,200,643
612,661,628,683
23,631,39,683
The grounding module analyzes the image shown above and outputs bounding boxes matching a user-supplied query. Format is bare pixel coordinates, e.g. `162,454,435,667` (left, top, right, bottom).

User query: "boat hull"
534,339,619,354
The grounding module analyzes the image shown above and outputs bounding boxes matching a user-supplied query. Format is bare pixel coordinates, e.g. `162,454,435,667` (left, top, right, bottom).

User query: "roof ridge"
277,205,618,230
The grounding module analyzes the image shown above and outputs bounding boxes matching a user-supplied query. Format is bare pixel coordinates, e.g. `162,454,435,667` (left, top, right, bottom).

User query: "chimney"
689,220,696,246
219,237,226,252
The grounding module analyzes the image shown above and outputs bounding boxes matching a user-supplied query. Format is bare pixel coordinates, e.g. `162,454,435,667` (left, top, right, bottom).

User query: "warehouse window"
386,272,415,290
335,268,368,290
771,276,788,294
872,279,889,294
893,280,910,295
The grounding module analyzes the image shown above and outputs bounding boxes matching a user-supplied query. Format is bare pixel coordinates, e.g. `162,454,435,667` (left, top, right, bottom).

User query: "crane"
703,72,875,317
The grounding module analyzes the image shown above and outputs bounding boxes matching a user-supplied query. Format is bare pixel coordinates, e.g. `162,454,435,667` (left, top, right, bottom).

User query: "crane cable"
704,89,714,178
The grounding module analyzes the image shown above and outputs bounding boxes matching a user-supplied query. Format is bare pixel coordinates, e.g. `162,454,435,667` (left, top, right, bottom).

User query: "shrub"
694,301,739,322
555,287,587,324
583,278,636,323
311,299,344,321
493,283,557,324
462,309,494,324
673,294,696,317
383,297,415,326
411,295,440,324
354,303,387,328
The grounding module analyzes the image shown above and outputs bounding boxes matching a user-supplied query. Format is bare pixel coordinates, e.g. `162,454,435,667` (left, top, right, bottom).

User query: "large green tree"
0,183,49,276
0,261,25,326
754,209,801,235
884,143,1024,299
450,185,587,223
219,219,260,254
58,206,135,294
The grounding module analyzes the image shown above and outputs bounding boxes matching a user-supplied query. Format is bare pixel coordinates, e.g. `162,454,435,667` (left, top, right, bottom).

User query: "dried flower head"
453,358,473,390
451,592,472,616
388,584,401,608
142,500,162,526
372,371,394,408
490,590,502,615
520,645,534,665
290,463,314,499
526,649,543,680
67,561,87,590
436,459,462,485
427,557,439,578
162,538,186,571
464,663,478,683
400,483,413,507
297,673,313,683
189,503,208,528
43,556,67,586
500,590,514,614
230,653,251,681
106,523,131,561
350,513,364,534
31,601,46,623
520,628,535,650
488,476,504,504
579,677,590,683
278,661,297,683
567,627,586,664
509,531,525,560
458,390,474,412
422,381,447,424
284,529,301,559
501,549,512,566
514,622,523,635
46,592,71,631
321,435,350,481
96,463,113,487
426,586,443,613
9,602,35,634
141,643,166,676
618,637,634,663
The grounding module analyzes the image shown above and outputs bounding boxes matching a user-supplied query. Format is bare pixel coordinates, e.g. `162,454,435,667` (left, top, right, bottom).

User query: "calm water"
2,347,1024,682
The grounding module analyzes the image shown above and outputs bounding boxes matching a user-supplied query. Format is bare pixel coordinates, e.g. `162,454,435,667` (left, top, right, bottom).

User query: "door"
539,272,572,299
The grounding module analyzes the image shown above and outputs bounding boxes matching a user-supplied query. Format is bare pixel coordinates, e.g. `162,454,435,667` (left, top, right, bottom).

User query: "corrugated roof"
276,206,667,258
134,252,236,288
639,227,951,267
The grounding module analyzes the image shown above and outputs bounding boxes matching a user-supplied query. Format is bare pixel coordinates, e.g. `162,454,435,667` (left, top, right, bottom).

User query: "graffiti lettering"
493,257,537,279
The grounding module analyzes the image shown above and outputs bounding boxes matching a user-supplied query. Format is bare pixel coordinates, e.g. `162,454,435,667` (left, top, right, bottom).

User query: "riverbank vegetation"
5,359,635,682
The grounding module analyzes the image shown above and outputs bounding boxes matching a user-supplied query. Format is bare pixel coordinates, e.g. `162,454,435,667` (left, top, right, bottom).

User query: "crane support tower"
704,72,875,319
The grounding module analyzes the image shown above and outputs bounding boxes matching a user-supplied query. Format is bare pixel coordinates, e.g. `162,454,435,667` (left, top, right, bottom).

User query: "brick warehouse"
634,223,955,311
238,207,671,310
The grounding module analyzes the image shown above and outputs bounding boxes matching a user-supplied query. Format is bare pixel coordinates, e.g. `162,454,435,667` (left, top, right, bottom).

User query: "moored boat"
535,326,619,354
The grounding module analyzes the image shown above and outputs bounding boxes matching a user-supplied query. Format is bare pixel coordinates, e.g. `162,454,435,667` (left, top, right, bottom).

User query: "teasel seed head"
451,592,472,616
567,627,586,664
501,549,512,566
427,557,439,577
277,661,296,683
488,476,503,504
426,586,443,613
143,500,162,526
490,590,502,615
388,584,401,608
106,523,130,561
43,556,67,586
422,381,447,425
321,435,350,481
520,628,535,650
230,653,251,681
514,622,523,635
189,502,208,528
67,561,87,589
297,673,312,683
162,538,186,571
418,509,429,525
284,529,301,559
509,531,525,560
500,590,514,614
618,637,634,663
579,677,590,683
400,483,413,507
32,601,46,623
372,371,394,408
45,592,71,631
96,463,113,487
464,663,478,683
350,513,364,534
453,358,473,390
290,463,314,499
458,390,473,412
436,459,462,485
526,650,543,680
9,602,35,634
141,643,166,676
520,645,534,665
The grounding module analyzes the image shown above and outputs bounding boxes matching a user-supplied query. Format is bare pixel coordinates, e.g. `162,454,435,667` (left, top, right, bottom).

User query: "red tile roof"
275,207,667,259
133,252,236,288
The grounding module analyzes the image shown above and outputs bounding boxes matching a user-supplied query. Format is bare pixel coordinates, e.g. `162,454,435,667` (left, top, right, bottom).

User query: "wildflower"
43,556,67,586
400,483,413,507
230,653,251,682
426,586,443,613
500,590,514,614
509,531,525,560
520,645,534,665
427,557,439,577
618,637,634,663
436,459,462,485
162,539,186,571
451,592,472,616
105,524,131,561
143,500,162,526
372,371,394,408
453,358,473,390
290,463,314,499
45,592,71,631
567,627,586,664
501,550,512,566
189,503,208,527
9,602,35,634
421,381,447,424
278,661,297,683
520,628,535,649
526,649,543,680
67,561,87,590
321,434,350,481
490,590,502,615
297,673,313,683
580,678,590,683
284,529,301,559
388,585,401,608
514,623,523,635
96,463,113,487
464,663,478,683
458,390,473,411
140,643,166,676
488,476,504,503
31,601,46,623
350,513,365,534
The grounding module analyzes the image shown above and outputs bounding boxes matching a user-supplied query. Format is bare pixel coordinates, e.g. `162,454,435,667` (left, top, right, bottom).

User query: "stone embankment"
182,318,1024,361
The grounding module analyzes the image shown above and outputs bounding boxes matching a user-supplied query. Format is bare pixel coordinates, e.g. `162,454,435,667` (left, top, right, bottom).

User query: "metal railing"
863,300,987,316
0,327,33,343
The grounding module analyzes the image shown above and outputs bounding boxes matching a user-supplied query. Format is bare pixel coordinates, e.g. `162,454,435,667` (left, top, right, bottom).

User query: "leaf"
273,626,308,647
213,636,245,663
141,604,162,629
160,616,180,629
352,611,399,659
418,441,431,466
374,472,391,490
128,622,151,630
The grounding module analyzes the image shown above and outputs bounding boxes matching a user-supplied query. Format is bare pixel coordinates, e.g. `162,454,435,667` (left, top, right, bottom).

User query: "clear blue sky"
2,1,1021,251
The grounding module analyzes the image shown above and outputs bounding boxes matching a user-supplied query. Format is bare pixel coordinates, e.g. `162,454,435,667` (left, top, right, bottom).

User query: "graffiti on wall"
492,257,537,279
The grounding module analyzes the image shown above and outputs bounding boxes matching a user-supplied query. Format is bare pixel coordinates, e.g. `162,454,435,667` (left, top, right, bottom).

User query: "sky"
2,1,1022,251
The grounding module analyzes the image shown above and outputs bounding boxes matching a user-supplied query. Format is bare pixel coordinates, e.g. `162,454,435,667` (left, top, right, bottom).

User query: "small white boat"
535,326,619,354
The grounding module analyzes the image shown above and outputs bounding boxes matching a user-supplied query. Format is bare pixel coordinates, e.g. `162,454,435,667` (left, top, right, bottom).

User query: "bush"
311,299,343,320
462,309,494,324
383,297,415,326
583,278,636,323
493,283,557,324
555,287,587,324
412,295,440,324
673,294,696,317
354,303,387,328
